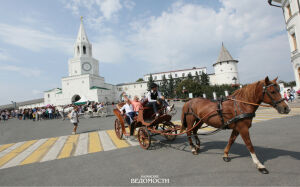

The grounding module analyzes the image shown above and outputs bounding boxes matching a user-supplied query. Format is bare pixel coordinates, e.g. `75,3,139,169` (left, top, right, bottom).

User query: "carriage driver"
119,98,136,136
146,83,174,117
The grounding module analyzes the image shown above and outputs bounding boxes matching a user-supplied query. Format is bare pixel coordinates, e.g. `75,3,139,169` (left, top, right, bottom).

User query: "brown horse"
181,77,290,174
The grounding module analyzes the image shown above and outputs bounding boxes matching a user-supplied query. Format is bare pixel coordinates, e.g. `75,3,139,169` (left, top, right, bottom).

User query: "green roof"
90,86,110,90
56,91,62,94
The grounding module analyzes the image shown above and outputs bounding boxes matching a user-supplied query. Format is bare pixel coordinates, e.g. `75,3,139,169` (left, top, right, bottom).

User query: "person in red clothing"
122,92,142,114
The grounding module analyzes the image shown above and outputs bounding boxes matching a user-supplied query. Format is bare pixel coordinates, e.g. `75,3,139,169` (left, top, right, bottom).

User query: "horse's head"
261,76,290,114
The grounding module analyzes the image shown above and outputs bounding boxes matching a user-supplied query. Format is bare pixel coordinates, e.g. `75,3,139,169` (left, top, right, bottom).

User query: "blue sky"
0,0,292,104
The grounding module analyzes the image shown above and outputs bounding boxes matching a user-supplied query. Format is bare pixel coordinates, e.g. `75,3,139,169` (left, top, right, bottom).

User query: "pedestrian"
48,107,53,119
284,91,288,101
1,110,6,121
69,106,79,134
289,87,295,102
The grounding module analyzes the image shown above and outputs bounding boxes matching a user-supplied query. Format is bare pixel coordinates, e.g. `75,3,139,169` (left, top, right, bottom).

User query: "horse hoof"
223,157,231,162
258,168,269,174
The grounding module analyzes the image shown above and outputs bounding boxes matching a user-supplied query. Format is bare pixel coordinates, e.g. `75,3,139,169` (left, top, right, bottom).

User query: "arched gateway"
71,95,81,103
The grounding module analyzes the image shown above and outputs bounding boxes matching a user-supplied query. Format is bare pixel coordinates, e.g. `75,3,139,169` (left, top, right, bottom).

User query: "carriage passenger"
119,99,136,136
122,93,142,114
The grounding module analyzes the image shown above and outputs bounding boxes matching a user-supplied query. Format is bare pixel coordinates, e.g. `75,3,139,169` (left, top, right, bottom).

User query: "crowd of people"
283,88,297,102
0,102,110,122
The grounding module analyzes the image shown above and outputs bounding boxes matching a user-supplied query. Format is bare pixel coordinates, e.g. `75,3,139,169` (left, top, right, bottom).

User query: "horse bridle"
262,83,285,108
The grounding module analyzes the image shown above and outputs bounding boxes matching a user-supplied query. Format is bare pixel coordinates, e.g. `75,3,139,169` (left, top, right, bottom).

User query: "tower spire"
216,43,235,63
76,16,89,43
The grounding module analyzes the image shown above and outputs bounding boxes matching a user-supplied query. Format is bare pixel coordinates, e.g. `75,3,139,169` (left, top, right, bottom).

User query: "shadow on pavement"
151,138,300,163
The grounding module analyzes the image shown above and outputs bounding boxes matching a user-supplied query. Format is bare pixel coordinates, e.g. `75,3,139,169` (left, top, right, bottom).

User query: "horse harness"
184,96,255,130
184,83,284,130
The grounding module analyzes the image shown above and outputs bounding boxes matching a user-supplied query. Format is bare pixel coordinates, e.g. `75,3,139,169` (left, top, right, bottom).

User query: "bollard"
213,92,217,100
225,90,229,97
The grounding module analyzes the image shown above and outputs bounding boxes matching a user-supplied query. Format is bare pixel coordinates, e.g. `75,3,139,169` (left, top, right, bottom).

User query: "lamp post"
11,101,16,109
182,86,187,99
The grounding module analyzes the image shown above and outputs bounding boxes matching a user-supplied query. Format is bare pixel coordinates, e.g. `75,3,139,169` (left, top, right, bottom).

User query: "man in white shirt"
119,99,136,136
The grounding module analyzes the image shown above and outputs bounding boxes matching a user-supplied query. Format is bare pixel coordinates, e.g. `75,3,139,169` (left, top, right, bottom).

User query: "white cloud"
121,0,291,82
93,35,129,64
62,0,134,30
0,49,13,61
32,89,43,95
0,65,42,77
0,23,73,54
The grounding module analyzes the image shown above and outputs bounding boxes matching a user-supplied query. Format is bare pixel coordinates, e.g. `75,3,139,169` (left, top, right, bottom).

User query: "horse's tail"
180,103,188,133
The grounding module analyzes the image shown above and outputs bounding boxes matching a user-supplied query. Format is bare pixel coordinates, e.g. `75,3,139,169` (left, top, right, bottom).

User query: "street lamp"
11,101,16,109
182,86,187,98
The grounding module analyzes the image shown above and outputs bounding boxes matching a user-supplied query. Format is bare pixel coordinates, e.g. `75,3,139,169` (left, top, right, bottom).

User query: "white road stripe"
1,139,48,169
98,131,116,151
40,136,68,162
125,137,140,146
0,142,25,158
74,133,88,156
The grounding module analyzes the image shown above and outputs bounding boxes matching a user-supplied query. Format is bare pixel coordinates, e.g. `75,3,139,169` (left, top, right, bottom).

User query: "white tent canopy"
74,95,88,103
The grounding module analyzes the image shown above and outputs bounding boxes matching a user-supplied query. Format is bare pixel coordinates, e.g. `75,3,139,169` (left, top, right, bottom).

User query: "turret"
213,43,239,85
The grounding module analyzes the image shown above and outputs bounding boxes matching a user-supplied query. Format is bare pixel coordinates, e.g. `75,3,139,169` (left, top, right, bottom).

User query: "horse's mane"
231,80,262,99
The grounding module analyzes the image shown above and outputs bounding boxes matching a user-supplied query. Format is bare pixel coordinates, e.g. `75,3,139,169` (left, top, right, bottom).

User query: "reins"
227,98,272,107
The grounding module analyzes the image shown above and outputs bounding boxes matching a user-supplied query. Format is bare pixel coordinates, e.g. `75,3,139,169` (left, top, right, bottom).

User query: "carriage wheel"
163,122,177,141
138,127,151,150
115,119,123,139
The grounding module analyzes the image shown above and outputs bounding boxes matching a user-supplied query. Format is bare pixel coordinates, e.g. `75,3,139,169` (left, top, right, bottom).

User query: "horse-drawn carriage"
113,102,180,149
84,106,108,118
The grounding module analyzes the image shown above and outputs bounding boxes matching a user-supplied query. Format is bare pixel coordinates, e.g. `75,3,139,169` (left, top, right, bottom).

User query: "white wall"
144,68,207,81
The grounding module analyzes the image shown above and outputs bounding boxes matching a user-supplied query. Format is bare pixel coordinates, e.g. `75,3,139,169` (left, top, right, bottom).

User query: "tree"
187,72,193,80
195,71,200,84
168,74,175,98
200,72,210,85
147,74,154,91
160,75,168,96
136,78,144,82
175,79,198,99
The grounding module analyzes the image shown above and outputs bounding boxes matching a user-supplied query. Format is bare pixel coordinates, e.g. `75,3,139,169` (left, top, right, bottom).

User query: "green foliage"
159,75,168,96
168,74,175,98
147,74,154,91
187,73,193,80
194,71,200,83
280,80,296,87
136,78,144,82
200,72,210,85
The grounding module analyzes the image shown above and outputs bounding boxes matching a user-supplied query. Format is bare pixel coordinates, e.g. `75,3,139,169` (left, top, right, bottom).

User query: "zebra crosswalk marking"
0,143,14,152
20,137,58,165
88,132,102,153
40,136,68,162
1,139,47,169
0,142,25,159
98,131,116,151
0,141,36,167
74,133,88,156
106,130,129,148
57,135,79,159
